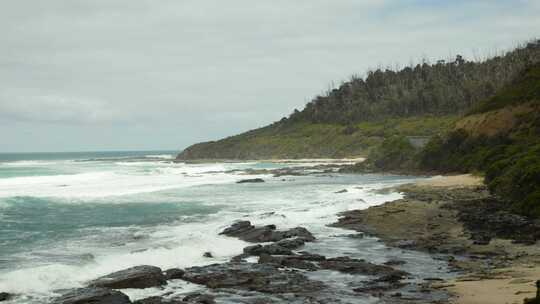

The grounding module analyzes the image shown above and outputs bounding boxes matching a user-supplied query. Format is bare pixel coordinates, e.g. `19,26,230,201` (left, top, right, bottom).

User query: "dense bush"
470,60,540,114
420,131,540,218
417,63,540,217
366,136,417,171
486,143,540,217
287,41,540,125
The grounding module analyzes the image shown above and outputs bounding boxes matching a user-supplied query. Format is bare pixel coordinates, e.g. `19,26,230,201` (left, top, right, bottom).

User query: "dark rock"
236,178,265,184
383,259,406,266
89,265,166,289
203,252,213,258
512,238,537,245
394,240,417,248
133,296,182,304
296,252,327,261
423,277,444,281
243,244,293,256
0,293,12,302
164,268,185,280
220,222,276,243
472,233,492,245
220,221,315,243
181,262,325,293
353,280,407,296
230,253,250,262
257,253,282,264
448,198,540,243
182,293,215,304
133,296,162,304
241,225,279,243
258,254,318,271
375,272,406,283
334,189,348,194
274,238,306,249
220,221,253,235
278,227,316,242
319,257,409,277
53,287,131,304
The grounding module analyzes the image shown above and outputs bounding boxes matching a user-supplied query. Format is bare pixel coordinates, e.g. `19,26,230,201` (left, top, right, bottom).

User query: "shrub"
368,136,417,171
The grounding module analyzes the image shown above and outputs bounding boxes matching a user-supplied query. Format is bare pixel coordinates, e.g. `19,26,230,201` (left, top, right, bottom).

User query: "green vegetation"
178,40,540,219
470,60,540,114
365,136,417,171
179,116,455,160
178,41,540,160
419,132,540,218
418,64,540,218
291,42,540,124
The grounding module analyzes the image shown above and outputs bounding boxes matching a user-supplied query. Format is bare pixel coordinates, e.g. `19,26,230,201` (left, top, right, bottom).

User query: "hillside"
417,63,540,217
179,116,457,160
177,41,540,160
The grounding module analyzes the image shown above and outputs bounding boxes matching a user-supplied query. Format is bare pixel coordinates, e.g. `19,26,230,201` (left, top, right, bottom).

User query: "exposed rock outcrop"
236,178,265,184
53,287,131,304
319,256,409,277
182,293,216,304
258,254,319,271
219,221,315,243
164,268,185,280
89,265,166,289
0,293,12,302
181,262,325,294
243,244,293,256
133,296,179,304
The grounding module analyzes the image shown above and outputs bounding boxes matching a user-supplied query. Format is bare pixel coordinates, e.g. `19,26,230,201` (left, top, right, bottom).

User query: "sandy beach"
445,266,540,304
415,174,484,188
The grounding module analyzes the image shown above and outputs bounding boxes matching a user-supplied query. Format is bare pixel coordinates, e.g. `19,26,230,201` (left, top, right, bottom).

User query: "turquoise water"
0,151,445,303
0,196,222,260
0,151,176,163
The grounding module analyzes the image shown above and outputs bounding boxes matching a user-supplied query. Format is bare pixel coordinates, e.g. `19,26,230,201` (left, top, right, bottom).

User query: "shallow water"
0,151,449,303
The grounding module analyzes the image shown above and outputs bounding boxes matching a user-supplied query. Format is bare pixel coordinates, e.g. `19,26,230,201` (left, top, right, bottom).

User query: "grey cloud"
0,93,127,124
0,0,539,152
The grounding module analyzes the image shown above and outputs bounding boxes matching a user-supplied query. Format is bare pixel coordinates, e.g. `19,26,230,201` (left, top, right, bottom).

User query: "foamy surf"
0,152,427,303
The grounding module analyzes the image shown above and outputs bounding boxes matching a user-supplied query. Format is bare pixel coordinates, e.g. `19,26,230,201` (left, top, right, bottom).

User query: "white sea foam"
0,159,420,303
0,177,411,302
144,154,174,160
0,214,249,300
0,160,58,167
0,163,251,199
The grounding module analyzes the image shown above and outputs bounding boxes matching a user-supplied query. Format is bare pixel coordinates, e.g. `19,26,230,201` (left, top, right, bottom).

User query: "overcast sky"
1,0,539,152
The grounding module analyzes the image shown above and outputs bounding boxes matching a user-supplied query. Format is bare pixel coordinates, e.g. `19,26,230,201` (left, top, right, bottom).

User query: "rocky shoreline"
37,220,440,304
1,217,453,304
333,179,540,303
3,172,538,304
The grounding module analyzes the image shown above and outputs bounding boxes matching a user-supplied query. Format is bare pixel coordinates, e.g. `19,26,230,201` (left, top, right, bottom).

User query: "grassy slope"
178,116,457,160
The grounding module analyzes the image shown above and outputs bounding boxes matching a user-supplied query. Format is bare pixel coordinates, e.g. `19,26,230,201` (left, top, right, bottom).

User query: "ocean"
0,151,450,303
